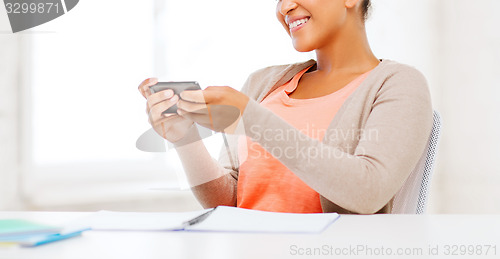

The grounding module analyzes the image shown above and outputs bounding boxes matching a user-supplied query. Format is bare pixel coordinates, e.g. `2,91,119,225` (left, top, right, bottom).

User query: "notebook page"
80,209,212,231
186,206,339,233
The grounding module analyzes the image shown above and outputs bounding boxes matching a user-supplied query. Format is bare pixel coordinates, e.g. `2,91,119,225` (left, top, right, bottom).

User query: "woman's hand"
138,78,194,142
177,86,250,133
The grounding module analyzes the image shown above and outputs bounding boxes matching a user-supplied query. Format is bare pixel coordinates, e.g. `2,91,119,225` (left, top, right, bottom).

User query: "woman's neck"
314,23,379,75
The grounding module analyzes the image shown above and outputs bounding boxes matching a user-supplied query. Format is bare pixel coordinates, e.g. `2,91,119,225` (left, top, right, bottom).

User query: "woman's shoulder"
376,59,428,84
364,59,430,99
366,59,432,110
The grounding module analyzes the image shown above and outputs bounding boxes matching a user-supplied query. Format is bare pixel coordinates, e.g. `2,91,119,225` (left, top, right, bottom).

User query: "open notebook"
81,206,340,234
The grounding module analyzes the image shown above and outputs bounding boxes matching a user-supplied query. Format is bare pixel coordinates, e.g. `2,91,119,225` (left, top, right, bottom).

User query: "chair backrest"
392,111,442,214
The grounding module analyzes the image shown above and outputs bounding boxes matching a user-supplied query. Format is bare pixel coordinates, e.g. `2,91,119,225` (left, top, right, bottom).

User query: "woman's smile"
287,16,310,33
276,0,348,52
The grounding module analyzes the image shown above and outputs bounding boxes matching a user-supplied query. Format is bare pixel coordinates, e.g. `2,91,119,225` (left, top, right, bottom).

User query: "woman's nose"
279,0,298,16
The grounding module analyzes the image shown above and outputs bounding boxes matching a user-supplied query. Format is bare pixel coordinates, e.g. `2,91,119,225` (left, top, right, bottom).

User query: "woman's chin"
292,40,315,53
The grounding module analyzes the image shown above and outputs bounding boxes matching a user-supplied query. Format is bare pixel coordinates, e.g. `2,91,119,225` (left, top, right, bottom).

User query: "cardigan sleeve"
239,66,433,214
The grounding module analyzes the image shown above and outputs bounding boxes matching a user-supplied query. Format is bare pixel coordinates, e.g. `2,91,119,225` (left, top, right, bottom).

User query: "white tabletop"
0,212,499,259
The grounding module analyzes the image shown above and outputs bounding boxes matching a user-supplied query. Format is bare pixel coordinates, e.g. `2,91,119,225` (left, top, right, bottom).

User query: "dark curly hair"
361,0,372,21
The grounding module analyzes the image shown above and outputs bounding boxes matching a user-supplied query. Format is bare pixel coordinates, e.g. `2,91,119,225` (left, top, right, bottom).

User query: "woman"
138,0,432,214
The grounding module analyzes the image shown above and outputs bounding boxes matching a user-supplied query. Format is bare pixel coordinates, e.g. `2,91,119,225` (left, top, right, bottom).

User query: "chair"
392,111,442,214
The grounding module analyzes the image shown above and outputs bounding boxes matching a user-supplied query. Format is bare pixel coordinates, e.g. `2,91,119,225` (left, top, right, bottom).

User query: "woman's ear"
345,0,360,9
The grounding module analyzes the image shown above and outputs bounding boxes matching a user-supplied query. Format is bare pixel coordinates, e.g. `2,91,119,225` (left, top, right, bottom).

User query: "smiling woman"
139,0,433,214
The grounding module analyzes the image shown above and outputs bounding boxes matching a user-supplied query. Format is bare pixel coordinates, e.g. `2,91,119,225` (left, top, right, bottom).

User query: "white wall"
368,0,500,213
0,2,204,212
429,0,500,213
0,6,22,210
367,0,442,107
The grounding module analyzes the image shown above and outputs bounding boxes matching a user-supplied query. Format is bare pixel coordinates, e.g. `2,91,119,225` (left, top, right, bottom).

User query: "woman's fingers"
178,108,211,126
146,89,174,114
151,115,193,140
138,78,158,99
179,90,206,103
149,95,180,122
178,104,240,132
146,85,246,133
177,99,208,114
152,114,186,129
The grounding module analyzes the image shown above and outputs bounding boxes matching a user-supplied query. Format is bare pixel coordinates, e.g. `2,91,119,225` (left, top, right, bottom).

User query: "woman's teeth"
289,18,309,30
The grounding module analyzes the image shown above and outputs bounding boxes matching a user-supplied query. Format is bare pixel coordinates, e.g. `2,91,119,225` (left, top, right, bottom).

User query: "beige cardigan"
189,59,432,214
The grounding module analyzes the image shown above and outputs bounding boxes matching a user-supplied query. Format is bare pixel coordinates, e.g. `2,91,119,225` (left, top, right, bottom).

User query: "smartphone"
149,81,201,114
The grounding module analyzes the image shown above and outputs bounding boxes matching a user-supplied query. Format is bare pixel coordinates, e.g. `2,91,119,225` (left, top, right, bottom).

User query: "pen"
20,228,89,247
182,208,216,228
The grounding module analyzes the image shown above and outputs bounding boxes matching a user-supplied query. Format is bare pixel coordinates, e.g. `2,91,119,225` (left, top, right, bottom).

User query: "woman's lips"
288,17,310,33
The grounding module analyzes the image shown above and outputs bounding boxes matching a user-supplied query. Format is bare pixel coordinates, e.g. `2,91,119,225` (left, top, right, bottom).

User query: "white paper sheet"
186,206,340,234
81,209,211,231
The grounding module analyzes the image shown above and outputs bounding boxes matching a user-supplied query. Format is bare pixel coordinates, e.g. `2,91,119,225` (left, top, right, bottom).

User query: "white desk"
0,212,499,259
